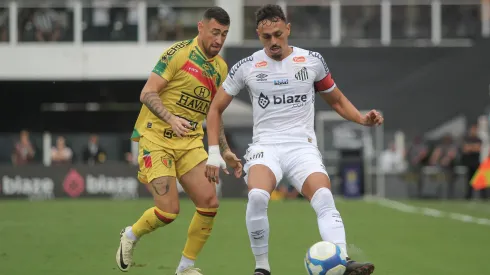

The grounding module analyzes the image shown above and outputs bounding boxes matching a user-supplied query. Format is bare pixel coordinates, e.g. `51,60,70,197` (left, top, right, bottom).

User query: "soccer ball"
304,241,347,275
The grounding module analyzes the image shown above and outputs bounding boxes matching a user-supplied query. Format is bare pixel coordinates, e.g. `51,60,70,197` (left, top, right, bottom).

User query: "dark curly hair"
255,4,287,27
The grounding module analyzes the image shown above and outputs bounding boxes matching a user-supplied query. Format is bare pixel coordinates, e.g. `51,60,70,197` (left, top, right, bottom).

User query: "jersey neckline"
192,36,216,62
262,46,295,63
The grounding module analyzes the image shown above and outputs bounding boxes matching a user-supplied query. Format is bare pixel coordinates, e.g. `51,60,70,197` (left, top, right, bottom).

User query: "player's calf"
116,206,178,272
129,177,180,239
302,173,348,255
247,188,272,273
116,177,179,272
177,163,221,273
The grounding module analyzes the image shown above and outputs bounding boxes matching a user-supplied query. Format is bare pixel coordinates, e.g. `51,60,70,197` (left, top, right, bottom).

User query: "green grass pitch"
1,198,489,275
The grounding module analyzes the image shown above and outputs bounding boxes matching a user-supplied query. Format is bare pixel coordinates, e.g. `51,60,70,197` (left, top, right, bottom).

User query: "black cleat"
344,258,375,275
254,268,271,275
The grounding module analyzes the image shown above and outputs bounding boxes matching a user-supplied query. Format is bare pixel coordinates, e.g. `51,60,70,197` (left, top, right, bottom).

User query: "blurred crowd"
379,123,489,200
11,130,134,166
0,3,485,43
0,3,195,43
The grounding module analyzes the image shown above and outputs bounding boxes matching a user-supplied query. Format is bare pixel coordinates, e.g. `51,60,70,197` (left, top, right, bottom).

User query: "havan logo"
176,92,210,115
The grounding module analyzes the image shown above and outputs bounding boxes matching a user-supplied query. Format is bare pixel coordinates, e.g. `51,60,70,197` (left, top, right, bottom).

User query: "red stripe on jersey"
181,61,217,99
314,73,335,92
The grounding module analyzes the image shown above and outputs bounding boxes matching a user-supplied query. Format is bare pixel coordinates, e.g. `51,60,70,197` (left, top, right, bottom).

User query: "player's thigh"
137,137,180,213
283,144,330,201
147,176,180,213
244,145,282,194
177,147,218,208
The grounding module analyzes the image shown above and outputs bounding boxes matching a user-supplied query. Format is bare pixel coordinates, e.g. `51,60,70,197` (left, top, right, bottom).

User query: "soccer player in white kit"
205,5,383,275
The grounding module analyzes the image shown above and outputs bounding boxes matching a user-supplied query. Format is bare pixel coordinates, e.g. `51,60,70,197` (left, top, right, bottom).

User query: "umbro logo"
256,73,268,82
295,67,309,81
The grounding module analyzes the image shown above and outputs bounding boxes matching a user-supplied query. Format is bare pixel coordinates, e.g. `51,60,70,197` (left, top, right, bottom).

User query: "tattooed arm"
139,73,174,123
218,121,230,153
140,73,191,137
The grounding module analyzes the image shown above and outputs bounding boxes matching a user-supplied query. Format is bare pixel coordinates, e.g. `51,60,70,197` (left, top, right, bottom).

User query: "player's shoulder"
214,54,228,73
289,46,326,65
292,46,311,56
161,39,194,60
296,47,329,73
228,52,257,79
302,48,326,63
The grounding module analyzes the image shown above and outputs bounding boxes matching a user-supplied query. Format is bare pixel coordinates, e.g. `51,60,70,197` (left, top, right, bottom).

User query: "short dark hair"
255,4,287,27
203,7,230,26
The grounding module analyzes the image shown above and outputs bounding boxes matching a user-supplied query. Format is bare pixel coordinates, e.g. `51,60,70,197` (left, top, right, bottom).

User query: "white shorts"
243,142,328,193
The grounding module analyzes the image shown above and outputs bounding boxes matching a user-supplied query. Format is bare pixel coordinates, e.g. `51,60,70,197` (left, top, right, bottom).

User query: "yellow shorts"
137,136,208,184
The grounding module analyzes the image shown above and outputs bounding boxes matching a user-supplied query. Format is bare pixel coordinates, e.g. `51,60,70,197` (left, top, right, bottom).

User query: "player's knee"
153,195,180,214
247,188,271,212
206,195,220,209
310,187,336,217
154,201,180,215
196,192,219,209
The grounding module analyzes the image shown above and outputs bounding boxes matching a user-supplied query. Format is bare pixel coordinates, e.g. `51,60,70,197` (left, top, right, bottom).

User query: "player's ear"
286,23,291,36
198,20,204,32
256,28,260,38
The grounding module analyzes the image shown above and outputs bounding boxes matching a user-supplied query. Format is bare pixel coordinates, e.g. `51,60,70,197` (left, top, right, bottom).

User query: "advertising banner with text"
0,164,248,200
0,164,145,200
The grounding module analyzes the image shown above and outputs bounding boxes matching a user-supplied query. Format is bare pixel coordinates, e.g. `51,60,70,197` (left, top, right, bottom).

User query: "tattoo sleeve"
141,91,173,123
218,120,230,152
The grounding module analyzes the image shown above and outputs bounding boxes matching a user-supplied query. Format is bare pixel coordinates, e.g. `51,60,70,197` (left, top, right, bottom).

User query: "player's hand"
361,109,384,126
222,149,243,178
168,115,192,137
205,145,227,183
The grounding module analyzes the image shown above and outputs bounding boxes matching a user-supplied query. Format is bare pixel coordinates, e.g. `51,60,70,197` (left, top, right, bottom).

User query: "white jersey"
222,47,336,145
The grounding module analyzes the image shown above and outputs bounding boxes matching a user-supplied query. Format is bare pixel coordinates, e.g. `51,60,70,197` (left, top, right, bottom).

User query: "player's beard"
269,46,282,60
205,43,221,58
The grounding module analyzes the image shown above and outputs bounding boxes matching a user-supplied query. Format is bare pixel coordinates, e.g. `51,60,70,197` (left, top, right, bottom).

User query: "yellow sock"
131,207,178,238
182,207,218,260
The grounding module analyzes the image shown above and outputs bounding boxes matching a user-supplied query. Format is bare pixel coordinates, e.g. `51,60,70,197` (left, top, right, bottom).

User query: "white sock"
246,188,271,272
176,255,195,272
310,187,348,257
124,226,138,241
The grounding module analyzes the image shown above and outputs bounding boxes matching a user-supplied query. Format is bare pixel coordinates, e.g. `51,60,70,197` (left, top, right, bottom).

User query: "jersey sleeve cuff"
318,83,336,94
222,83,238,97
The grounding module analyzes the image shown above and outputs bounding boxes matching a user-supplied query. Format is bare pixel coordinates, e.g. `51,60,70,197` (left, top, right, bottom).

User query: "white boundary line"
365,197,490,226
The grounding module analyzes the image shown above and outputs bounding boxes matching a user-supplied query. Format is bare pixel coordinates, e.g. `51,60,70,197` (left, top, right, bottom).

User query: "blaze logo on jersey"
273,94,307,107
274,79,289,85
258,92,270,109
295,67,309,81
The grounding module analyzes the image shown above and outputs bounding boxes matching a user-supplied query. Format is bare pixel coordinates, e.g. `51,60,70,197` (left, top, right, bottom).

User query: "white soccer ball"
304,241,347,275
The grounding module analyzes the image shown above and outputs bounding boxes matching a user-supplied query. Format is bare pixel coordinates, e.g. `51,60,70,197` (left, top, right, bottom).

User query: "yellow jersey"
131,37,228,150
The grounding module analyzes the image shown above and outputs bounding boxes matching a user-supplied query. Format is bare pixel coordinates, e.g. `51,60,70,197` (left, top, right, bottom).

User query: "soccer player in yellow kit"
115,7,242,275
